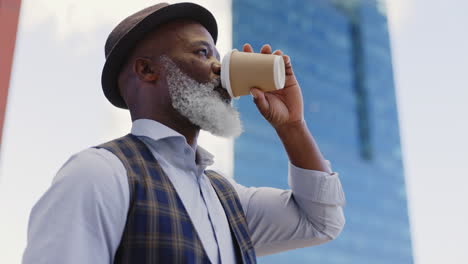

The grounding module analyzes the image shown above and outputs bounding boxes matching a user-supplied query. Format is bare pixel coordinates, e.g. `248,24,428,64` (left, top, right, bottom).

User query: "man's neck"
164,119,200,149
131,112,200,150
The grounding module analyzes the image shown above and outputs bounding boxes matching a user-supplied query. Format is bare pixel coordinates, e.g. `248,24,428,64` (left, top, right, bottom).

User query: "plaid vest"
95,134,256,264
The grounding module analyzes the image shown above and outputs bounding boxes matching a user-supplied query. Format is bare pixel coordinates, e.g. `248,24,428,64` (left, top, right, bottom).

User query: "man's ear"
133,57,159,82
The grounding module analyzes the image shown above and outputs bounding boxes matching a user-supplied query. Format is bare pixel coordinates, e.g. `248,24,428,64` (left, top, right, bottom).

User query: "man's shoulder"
52,147,127,188
23,147,131,264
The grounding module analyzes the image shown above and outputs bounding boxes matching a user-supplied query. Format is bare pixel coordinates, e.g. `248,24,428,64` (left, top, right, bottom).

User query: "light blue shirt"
23,119,346,264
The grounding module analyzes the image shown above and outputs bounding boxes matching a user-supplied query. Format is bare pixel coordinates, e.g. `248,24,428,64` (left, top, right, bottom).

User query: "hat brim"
101,3,218,109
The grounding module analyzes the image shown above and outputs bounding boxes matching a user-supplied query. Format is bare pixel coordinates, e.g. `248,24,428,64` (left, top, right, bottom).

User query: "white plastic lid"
273,55,286,90
221,49,237,98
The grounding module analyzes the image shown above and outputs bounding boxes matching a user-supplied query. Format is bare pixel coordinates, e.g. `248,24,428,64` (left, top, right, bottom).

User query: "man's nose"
211,61,221,76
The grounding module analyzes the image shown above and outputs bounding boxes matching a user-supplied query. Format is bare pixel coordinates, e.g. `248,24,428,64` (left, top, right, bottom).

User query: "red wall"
0,0,21,145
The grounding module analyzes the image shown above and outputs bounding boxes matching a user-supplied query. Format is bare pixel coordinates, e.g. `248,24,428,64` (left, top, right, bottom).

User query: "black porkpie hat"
101,2,218,109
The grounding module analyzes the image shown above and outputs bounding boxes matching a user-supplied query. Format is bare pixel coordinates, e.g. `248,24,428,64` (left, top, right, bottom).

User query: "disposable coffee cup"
221,49,286,98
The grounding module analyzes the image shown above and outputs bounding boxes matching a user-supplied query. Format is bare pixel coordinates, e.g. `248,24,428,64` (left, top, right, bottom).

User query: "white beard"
161,56,243,138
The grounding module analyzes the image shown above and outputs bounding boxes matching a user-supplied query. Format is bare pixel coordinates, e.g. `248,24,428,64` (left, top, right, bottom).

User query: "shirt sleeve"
228,161,346,256
22,148,130,264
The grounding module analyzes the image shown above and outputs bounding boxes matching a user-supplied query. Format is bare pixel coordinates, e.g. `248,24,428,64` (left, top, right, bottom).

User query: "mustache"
206,77,221,89
159,55,221,87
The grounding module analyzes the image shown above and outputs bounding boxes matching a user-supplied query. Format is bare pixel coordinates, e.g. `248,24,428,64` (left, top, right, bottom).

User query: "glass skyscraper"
232,0,413,263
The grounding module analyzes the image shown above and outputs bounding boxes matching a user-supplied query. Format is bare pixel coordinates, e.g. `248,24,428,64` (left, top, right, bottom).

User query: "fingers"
243,43,285,56
260,44,272,54
243,43,254,53
282,55,294,75
250,87,270,115
273,49,283,55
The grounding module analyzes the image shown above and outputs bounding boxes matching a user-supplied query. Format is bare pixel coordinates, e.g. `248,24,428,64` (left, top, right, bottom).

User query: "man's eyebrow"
191,40,220,60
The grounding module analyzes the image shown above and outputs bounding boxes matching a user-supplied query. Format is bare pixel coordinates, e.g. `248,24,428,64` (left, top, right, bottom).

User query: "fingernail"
250,90,256,99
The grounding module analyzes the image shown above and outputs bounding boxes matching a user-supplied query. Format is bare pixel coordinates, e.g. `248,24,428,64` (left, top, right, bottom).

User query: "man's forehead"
173,22,216,43
158,20,214,43
163,21,218,56
138,20,219,59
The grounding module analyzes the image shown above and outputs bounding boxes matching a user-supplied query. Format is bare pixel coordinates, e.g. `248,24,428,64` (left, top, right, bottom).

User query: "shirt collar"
130,119,214,166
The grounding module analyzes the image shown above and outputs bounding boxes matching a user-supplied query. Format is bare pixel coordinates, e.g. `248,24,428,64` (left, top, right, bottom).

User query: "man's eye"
197,49,208,57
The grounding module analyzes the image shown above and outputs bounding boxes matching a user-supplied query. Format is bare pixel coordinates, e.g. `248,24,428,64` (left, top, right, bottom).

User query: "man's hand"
243,43,331,173
243,43,304,130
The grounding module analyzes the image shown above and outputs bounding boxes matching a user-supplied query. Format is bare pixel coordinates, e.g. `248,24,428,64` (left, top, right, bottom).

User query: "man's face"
163,21,231,102
156,21,242,137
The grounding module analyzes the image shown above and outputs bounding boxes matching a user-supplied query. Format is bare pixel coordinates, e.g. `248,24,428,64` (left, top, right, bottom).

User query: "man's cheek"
186,60,211,83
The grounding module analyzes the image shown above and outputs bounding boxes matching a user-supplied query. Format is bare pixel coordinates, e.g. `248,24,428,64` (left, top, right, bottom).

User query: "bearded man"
23,3,345,264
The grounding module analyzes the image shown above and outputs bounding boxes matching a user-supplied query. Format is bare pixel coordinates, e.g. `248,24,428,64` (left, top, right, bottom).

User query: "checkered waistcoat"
95,134,256,264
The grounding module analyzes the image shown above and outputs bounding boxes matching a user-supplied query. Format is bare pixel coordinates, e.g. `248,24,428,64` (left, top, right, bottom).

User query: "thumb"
250,87,270,115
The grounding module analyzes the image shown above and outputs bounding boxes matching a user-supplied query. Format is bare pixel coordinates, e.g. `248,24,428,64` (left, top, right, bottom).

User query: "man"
23,2,345,264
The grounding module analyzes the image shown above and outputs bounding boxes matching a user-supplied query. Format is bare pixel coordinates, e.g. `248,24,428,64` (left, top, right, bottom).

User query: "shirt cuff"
288,161,346,206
